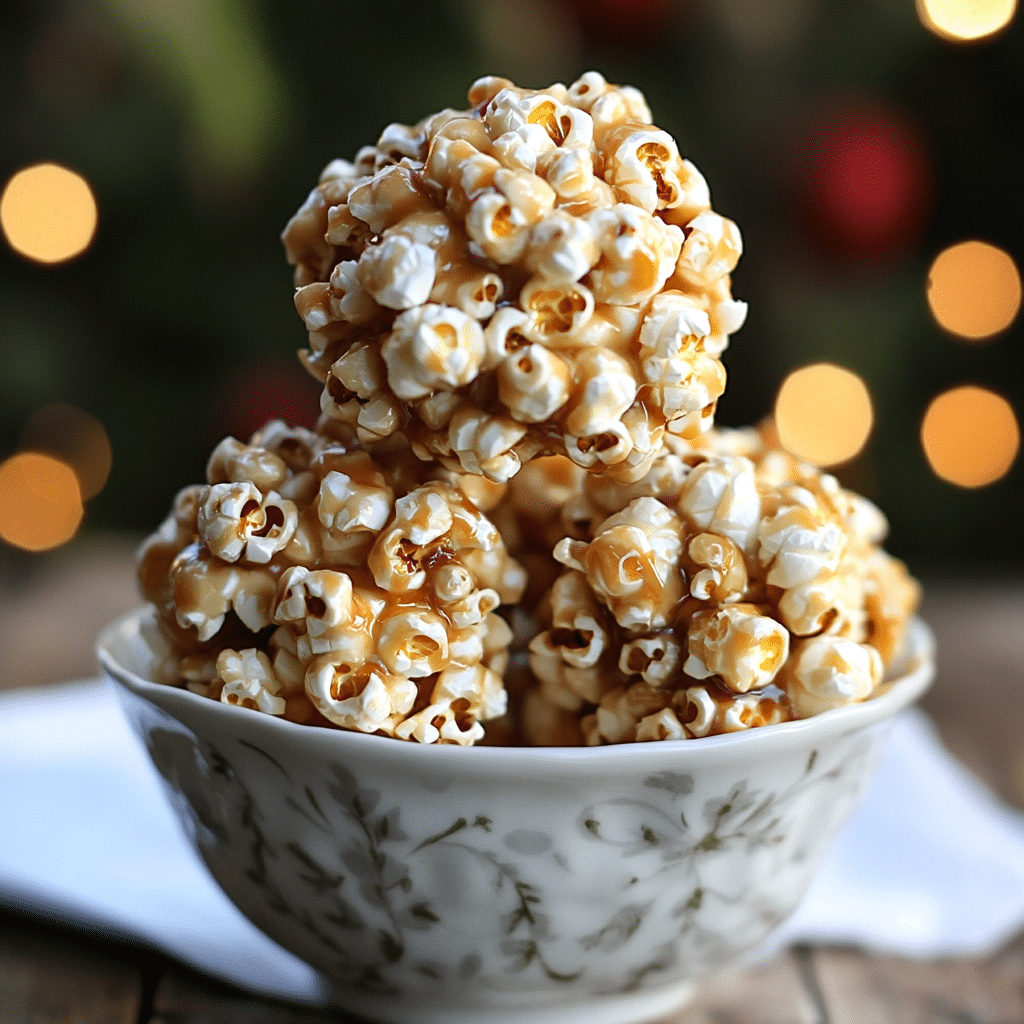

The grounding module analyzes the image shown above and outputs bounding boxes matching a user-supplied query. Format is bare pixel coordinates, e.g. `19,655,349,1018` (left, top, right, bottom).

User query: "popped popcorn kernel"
347,162,433,235
273,566,355,637
198,482,297,565
583,681,670,745
206,437,288,492
525,210,599,282
684,604,790,694
218,648,287,716
555,496,685,631
636,707,688,742
678,683,791,737
864,550,921,663
585,205,682,305
777,567,866,640
672,210,743,289
382,303,486,401
758,500,846,589
377,608,450,677
563,348,638,438
281,158,363,286
528,570,617,710
602,125,687,213
357,232,437,310
782,636,883,718
618,634,682,686
441,404,532,481
686,532,748,603
678,455,761,551
497,343,572,424
396,662,506,745
305,655,415,734
170,543,278,642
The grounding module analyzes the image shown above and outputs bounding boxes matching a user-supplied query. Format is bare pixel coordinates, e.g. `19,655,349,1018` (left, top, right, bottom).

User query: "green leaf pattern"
144,725,873,999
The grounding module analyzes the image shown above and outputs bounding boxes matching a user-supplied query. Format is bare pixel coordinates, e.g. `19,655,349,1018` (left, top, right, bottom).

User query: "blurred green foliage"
1,0,1021,573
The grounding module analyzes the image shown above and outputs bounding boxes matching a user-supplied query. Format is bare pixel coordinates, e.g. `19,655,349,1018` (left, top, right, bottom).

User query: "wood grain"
919,582,1024,812
1,917,1021,1024
809,942,1024,1024
0,919,141,1024
671,951,820,1023
151,967,360,1023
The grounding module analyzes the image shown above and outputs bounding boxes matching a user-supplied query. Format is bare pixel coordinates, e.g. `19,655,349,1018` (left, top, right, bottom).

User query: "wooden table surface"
2,535,1022,1023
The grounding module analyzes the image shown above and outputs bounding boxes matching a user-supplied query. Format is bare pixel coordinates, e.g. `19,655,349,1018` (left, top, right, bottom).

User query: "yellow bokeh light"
927,241,1021,340
925,387,1019,491
918,0,1017,40
775,363,874,467
1,163,98,264
922,386,1019,487
0,452,84,552
19,403,113,500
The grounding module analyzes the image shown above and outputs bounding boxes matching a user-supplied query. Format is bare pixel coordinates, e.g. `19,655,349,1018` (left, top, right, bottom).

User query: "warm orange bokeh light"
775,364,874,467
921,386,1019,488
19,403,113,500
0,452,84,551
927,241,1021,340
918,0,1017,40
1,163,98,264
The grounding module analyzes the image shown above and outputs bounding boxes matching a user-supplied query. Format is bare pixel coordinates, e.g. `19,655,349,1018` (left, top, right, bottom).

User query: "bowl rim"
98,606,935,768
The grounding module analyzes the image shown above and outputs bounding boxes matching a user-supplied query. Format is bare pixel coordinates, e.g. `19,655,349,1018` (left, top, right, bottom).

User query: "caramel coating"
283,72,746,483
520,424,920,745
138,422,524,745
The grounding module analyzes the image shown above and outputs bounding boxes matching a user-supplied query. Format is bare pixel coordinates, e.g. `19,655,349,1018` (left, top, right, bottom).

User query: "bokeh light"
216,359,322,442
562,0,672,47
775,363,874,466
927,241,1021,340
800,103,932,256
0,452,84,551
922,386,1019,487
918,0,1017,41
19,404,113,500
1,163,98,264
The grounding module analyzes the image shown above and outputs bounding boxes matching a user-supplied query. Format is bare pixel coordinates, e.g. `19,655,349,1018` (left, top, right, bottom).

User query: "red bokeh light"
215,358,322,442
798,101,933,257
561,0,675,47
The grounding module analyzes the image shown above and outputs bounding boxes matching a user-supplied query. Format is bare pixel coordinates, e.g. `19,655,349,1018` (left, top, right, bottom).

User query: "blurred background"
0,0,1021,690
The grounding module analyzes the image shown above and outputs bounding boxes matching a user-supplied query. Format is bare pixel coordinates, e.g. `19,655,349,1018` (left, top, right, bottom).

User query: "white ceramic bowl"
99,608,934,1024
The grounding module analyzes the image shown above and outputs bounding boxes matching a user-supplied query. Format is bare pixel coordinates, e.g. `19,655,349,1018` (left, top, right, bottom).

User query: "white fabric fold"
2,678,1023,1005
777,708,1024,956
0,678,326,1003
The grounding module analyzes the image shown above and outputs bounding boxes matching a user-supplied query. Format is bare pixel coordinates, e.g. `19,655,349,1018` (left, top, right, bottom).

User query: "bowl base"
331,978,696,1024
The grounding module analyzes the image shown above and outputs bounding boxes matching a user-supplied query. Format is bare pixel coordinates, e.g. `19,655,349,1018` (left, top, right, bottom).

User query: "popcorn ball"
138,421,525,745
521,424,920,745
282,72,746,485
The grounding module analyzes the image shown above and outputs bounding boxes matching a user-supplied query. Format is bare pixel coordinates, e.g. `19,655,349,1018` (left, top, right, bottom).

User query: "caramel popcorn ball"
138,421,525,745
283,72,746,485
521,424,920,745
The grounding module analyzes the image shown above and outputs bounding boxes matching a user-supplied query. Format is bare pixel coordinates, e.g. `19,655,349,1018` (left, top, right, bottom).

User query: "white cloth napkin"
2,678,1024,1006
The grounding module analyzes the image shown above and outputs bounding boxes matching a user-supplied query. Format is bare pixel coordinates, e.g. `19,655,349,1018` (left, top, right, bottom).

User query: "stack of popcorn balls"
139,72,919,746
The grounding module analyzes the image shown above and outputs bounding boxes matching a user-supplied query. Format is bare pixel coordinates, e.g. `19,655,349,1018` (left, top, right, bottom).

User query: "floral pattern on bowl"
100,608,934,1024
